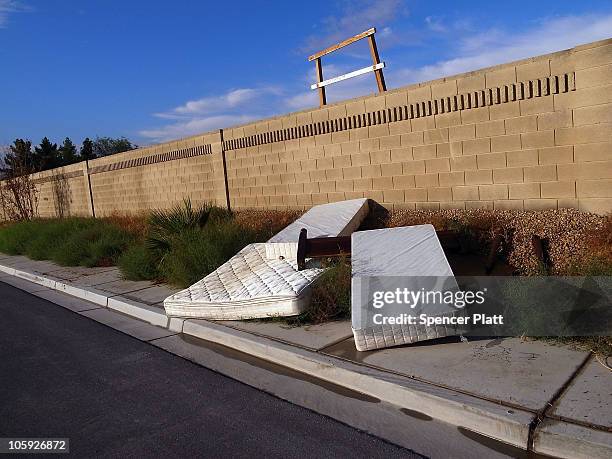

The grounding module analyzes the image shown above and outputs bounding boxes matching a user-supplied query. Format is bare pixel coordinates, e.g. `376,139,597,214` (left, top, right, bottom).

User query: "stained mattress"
351,225,464,351
269,198,369,242
164,198,369,319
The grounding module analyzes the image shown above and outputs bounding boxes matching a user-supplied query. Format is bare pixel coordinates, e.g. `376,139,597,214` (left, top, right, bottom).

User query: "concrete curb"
54,280,109,307
534,420,612,459
183,319,533,448
1,260,610,457
107,296,169,328
1,263,169,326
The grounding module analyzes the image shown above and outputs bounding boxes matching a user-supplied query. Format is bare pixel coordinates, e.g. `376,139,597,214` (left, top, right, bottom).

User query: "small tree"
80,137,94,161
0,140,39,221
34,137,61,171
93,136,135,157
3,139,35,173
59,137,79,165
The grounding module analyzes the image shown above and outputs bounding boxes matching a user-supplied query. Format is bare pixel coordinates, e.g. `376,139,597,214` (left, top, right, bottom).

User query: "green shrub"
0,220,36,255
26,225,62,260
25,219,90,260
147,199,214,255
207,206,233,223
142,200,255,287
290,258,352,325
118,244,160,281
51,234,91,266
0,217,135,268
157,229,208,287
0,205,300,293
159,221,265,287
89,224,135,266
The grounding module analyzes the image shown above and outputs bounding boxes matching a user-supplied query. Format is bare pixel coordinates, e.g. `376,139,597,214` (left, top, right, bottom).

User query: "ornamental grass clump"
146,199,218,258
0,217,136,267
117,199,274,287
157,221,266,287
117,243,160,281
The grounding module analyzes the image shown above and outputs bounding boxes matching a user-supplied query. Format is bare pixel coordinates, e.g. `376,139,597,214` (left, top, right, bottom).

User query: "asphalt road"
0,281,418,458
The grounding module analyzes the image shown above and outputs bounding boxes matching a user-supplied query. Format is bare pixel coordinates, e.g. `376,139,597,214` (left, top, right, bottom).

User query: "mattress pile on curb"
163,198,369,320
351,225,463,351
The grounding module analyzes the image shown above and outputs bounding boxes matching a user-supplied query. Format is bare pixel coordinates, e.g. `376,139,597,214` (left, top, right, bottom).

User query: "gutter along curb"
1,261,610,458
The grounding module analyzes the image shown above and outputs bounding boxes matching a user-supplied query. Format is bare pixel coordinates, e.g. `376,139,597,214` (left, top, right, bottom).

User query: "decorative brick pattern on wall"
88,153,220,216
222,72,576,152
4,38,611,219
222,39,612,214
87,144,212,175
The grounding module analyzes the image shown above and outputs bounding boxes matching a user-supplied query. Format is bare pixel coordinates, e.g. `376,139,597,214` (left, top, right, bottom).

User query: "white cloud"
392,13,612,85
141,61,383,143
139,115,257,143
140,86,285,142
424,16,446,33
141,72,381,142
285,91,318,111
285,62,380,110
423,15,475,35
380,26,393,37
155,87,282,119
0,0,29,28
140,12,612,143
301,0,406,54
286,75,378,110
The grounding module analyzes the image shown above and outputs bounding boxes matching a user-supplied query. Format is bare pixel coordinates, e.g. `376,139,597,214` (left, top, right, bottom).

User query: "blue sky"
1,0,611,148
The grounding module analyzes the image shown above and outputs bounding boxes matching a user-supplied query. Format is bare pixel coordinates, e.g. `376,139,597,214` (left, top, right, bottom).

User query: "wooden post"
368,34,386,93
315,57,326,107
82,160,96,218
308,28,386,104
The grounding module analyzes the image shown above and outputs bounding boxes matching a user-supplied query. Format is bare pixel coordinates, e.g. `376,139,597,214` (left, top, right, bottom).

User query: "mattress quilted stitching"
352,310,466,351
166,244,323,305
164,199,370,318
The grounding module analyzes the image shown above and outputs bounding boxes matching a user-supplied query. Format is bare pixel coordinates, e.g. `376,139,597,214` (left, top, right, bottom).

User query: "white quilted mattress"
163,198,369,320
351,225,463,351
163,244,323,319
269,198,369,242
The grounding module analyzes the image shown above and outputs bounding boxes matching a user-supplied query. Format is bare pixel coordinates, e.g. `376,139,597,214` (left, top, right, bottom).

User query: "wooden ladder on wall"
308,27,387,107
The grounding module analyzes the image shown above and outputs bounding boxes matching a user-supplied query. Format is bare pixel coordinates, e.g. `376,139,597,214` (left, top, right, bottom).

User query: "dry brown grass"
374,208,610,275
233,209,303,239
102,208,303,242
102,213,148,239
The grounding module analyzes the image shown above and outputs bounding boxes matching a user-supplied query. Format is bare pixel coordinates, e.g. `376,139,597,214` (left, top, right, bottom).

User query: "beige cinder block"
493,167,523,184
541,181,576,198
577,179,612,197
509,183,541,199
524,165,557,183
4,39,611,221
479,184,509,200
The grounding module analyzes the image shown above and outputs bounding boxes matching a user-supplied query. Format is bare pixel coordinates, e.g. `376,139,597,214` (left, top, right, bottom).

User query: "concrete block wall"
9,131,227,219
28,163,90,218
2,38,610,219
222,38,612,214
87,130,225,216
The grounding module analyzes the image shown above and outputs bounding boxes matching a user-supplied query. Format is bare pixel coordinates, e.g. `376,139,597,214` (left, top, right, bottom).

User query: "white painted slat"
310,63,386,90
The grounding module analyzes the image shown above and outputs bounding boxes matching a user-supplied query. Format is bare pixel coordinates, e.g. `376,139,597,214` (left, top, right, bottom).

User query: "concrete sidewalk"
0,253,610,458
